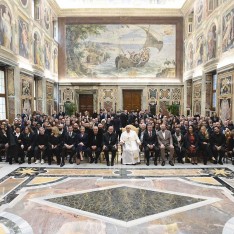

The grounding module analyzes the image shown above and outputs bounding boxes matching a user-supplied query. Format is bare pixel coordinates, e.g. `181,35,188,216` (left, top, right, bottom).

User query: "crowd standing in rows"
0,109,233,167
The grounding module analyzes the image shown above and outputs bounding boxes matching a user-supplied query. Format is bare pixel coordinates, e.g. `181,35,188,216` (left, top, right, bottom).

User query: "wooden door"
79,94,93,115
123,90,141,111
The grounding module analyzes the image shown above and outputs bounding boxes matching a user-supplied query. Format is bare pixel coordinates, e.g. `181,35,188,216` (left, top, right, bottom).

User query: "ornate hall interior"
0,0,234,233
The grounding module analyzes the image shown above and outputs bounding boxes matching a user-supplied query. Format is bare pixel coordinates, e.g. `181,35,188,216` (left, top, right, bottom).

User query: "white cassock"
120,130,141,164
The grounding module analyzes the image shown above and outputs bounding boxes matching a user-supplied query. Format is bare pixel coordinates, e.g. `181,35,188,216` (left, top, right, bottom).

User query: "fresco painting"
19,17,29,59
66,24,176,79
222,8,234,52
0,4,12,50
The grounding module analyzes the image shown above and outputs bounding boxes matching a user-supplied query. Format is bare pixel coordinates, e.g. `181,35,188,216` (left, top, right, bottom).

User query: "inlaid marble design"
47,185,204,222
28,177,62,185
186,177,221,185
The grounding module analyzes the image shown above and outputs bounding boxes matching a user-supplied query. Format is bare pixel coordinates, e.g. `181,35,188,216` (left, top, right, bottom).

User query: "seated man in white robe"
120,125,141,165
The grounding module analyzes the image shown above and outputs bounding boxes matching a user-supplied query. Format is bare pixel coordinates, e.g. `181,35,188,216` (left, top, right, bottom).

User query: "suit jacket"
103,132,118,147
77,133,89,146
138,129,146,142
88,132,103,148
21,133,35,149
172,133,185,148
63,132,77,146
143,130,159,147
157,130,173,146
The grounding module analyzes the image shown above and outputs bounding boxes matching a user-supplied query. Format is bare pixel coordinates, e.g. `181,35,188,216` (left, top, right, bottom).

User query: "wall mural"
220,76,232,96
195,0,204,27
219,98,231,121
196,35,204,66
44,40,51,70
20,0,28,7
222,7,234,53
19,17,29,59
186,44,193,70
33,32,43,67
53,48,58,73
0,3,12,50
207,24,217,60
66,24,176,79
44,4,50,31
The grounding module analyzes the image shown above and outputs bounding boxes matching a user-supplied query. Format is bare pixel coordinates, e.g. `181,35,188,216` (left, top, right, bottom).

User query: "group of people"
0,109,233,167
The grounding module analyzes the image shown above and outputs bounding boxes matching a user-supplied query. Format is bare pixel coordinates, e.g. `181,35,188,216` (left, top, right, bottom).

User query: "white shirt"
162,131,166,139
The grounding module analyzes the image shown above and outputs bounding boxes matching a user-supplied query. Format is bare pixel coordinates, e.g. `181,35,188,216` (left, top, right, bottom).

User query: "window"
188,11,194,34
0,70,6,120
33,0,40,20
53,19,58,41
208,0,219,12
212,73,217,110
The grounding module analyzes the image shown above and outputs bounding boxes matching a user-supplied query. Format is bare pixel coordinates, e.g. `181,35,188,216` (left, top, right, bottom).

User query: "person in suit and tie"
21,126,35,164
87,126,103,163
173,126,186,164
103,125,118,166
76,126,88,164
157,124,174,166
143,124,160,166
61,125,76,166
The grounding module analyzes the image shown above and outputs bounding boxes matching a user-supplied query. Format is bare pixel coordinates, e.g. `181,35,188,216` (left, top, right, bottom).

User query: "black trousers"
62,146,76,163
103,146,117,163
49,146,61,164
144,146,160,163
7,145,18,164
87,147,101,161
174,146,186,162
212,146,225,162
200,143,212,163
34,146,48,160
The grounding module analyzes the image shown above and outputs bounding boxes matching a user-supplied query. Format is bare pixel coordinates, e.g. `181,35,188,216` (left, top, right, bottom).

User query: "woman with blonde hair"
198,126,213,165
48,126,62,166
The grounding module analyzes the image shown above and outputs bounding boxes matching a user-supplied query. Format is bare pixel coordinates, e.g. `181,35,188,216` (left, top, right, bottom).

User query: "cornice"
181,0,194,16
58,8,183,17
48,0,61,16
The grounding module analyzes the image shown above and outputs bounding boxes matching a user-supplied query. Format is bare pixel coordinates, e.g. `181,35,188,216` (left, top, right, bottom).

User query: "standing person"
143,124,160,166
227,130,234,164
0,123,8,162
120,125,141,165
173,127,186,164
49,126,62,166
198,126,213,165
185,125,199,165
21,126,35,164
6,124,18,165
211,126,226,165
157,124,174,166
34,127,49,164
87,126,103,164
62,125,76,166
76,126,88,164
103,126,118,166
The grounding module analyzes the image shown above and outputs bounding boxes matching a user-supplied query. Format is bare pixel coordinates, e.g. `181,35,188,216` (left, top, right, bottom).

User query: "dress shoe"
181,160,184,164
218,161,223,165
76,158,81,165
107,162,110,166
69,159,73,164
169,161,174,166
213,160,217,164
204,162,207,165
60,162,65,167
146,162,149,166
154,161,157,166
90,158,94,164
95,160,98,164
161,161,165,166
111,162,114,166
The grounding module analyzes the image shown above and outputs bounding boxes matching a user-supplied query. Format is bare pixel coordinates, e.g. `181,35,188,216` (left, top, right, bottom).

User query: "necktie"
149,131,152,137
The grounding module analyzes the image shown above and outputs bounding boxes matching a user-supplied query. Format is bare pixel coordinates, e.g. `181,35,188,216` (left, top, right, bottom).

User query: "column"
183,80,187,116
201,73,206,116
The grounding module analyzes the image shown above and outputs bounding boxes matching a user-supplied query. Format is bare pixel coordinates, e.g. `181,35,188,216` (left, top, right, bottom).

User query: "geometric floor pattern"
0,164,234,233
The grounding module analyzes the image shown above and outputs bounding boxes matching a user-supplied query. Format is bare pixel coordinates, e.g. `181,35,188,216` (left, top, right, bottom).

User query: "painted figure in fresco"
0,5,12,49
44,8,50,30
53,49,58,73
19,20,29,58
34,33,43,67
20,0,28,7
22,80,30,96
196,0,203,25
45,41,51,70
223,10,234,52
207,25,216,60
220,77,231,95
196,36,204,65
186,44,193,70
22,98,31,115
220,99,231,122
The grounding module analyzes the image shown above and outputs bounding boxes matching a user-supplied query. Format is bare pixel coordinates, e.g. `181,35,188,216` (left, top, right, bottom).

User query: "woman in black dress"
49,126,62,165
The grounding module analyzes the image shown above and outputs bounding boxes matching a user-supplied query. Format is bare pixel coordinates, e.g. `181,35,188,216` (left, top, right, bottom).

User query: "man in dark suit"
87,126,103,163
157,124,174,166
103,125,118,166
172,127,186,164
76,126,88,164
143,124,160,166
61,125,76,166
